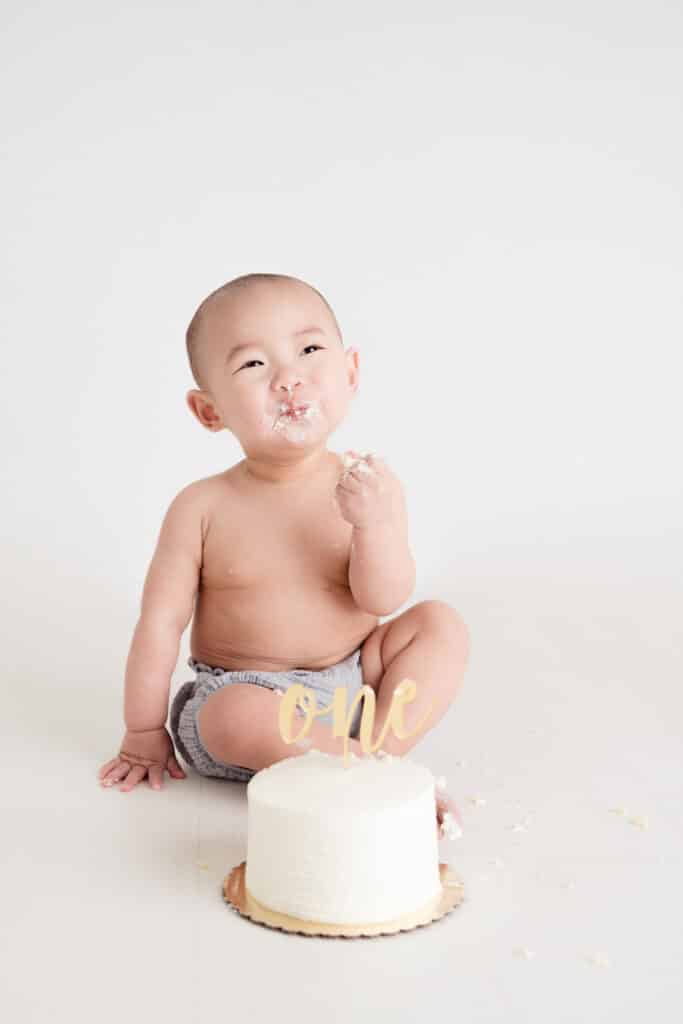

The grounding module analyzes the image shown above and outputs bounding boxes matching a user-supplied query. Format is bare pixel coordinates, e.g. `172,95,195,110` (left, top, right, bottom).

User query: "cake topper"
277,679,434,767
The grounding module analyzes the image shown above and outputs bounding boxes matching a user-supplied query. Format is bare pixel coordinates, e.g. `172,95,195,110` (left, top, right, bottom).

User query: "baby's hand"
98,727,186,792
335,451,403,530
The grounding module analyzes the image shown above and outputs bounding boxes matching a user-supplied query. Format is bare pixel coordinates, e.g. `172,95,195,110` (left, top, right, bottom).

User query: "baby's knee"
419,600,470,643
199,682,268,737
197,683,280,764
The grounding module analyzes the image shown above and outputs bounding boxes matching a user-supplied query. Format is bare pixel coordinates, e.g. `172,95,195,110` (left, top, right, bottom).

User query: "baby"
98,273,470,840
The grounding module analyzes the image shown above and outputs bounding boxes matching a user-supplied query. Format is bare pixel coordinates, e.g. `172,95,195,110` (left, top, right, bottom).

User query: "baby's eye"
238,345,323,370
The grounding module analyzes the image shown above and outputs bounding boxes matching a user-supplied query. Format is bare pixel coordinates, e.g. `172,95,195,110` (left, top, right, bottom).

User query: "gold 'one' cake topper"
277,678,433,767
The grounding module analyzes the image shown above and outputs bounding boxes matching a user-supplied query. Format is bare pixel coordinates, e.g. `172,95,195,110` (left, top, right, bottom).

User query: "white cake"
245,748,442,925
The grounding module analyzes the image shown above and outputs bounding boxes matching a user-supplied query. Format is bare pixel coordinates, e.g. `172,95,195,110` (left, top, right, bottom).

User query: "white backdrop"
1,3,681,1022
3,4,680,666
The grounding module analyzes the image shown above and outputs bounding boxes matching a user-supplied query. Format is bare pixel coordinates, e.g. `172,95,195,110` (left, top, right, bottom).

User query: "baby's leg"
364,600,470,758
197,683,365,773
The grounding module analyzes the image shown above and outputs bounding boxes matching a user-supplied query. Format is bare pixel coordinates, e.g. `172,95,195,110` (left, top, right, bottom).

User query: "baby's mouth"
272,400,318,430
283,405,309,419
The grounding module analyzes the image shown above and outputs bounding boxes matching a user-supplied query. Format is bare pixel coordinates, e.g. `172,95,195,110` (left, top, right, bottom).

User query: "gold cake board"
223,861,465,938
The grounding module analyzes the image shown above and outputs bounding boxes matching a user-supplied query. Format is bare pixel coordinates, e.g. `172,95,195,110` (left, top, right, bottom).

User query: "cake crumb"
585,951,611,968
513,947,535,960
626,815,649,830
468,795,487,807
609,806,648,829
197,863,209,871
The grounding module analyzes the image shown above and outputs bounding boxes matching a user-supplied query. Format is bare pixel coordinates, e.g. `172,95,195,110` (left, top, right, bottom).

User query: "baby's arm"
98,483,205,791
124,483,205,730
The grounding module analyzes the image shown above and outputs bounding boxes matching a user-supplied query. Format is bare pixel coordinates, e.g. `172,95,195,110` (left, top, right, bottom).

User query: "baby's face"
188,283,359,456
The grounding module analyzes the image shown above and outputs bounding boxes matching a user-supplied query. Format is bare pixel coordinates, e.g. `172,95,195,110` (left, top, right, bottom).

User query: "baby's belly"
189,583,379,672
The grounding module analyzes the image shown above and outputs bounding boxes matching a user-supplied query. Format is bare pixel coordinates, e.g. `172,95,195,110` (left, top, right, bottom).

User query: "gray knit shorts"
168,647,366,782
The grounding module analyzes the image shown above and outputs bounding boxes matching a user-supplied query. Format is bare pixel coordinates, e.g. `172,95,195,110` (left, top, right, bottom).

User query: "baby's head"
185,273,360,474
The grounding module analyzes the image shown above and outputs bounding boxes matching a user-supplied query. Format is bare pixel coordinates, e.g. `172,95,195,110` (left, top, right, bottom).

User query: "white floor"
3,541,681,1023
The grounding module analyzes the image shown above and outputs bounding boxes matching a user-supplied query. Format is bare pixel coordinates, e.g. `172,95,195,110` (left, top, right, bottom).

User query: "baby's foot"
435,785,464,841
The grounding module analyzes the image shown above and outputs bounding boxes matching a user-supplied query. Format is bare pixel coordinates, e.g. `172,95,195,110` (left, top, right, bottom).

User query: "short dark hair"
185,272,342,390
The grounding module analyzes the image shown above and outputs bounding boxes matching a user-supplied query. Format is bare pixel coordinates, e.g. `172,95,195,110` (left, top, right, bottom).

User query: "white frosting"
340,450,377,476
272,400,321,443
245,749,442,925
440,810,463,840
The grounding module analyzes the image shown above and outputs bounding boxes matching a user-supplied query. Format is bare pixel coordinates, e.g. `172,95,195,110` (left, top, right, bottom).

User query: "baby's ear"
186,390,223,431
186,390,204,421
346,347,360,391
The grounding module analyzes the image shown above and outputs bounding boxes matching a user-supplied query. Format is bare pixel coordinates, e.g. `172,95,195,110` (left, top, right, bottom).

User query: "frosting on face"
272,399,322,443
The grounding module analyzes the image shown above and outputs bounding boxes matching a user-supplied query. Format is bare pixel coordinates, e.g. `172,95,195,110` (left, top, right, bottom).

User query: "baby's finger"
168,756,186,778
148,765,164,790
119,765,147,792
101,761,130,787
98,758,120,779
336,480,357,496
339,469,362,486
350,462,375,478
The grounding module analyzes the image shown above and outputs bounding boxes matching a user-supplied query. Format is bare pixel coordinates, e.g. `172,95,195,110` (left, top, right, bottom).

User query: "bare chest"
189,474,378,670
201,486,352,591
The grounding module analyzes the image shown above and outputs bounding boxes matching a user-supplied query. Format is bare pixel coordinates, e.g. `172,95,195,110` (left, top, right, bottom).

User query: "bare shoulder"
165,476,213,538
172,467,243,537
188,466,243,500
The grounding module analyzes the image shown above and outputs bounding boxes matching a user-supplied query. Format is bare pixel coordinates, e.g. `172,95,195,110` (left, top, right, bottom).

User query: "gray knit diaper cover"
169,647,366,782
